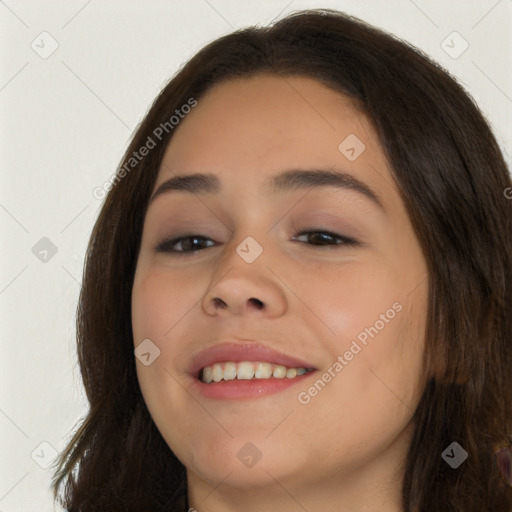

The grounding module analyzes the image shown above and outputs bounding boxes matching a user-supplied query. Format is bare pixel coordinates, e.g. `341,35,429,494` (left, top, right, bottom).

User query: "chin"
180,434,307,490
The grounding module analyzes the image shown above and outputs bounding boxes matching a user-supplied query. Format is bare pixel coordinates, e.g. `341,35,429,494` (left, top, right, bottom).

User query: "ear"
495,446,512,487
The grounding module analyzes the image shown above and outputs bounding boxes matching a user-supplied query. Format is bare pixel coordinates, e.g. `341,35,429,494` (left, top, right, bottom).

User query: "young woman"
52,9,512,511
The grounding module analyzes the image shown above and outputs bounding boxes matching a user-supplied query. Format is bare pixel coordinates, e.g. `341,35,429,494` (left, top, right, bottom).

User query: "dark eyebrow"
149,169,384,210
270,169,384,209
150,173,220,202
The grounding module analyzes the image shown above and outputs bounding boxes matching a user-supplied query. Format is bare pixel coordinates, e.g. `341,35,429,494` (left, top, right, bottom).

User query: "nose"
201,241,288,318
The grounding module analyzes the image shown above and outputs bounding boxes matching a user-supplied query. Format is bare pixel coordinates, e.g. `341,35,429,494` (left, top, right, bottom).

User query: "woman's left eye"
292,230,360,248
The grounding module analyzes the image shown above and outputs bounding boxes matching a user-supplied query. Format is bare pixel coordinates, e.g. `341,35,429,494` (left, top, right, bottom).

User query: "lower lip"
190,372,316,400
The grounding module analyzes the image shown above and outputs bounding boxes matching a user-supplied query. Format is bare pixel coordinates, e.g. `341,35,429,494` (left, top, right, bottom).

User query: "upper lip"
189,341,316,378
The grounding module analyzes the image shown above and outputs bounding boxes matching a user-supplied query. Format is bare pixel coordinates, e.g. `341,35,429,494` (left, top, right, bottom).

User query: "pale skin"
131,74,429,511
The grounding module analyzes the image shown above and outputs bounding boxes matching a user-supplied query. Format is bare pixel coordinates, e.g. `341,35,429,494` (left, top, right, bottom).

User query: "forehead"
155,74,396,207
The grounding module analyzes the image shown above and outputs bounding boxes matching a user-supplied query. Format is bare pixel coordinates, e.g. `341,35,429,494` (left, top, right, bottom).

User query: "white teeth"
286,368,297,378
272,365,287,378
212,363,223,382
202,366,213,383
199,361,311,383
223,362,237,381
254,362,273,379
237,361,255,380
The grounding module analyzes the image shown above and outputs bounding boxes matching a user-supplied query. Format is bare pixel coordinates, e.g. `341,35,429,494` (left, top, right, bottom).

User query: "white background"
1,1,511,510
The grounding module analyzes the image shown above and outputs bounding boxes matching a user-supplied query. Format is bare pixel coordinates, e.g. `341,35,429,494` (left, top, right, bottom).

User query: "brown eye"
292,230,360,248
156,235,215,254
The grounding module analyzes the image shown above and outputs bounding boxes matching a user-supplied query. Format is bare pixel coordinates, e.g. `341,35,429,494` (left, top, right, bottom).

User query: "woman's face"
132,75,429,506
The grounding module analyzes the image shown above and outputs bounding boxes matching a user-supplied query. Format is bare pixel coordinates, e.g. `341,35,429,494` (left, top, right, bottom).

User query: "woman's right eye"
156,235,215,255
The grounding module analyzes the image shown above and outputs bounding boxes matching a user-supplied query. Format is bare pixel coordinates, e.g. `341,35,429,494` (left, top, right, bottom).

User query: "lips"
189,341,316,379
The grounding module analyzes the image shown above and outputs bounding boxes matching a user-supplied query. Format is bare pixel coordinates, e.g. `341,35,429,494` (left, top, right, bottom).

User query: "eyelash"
155,228,362,256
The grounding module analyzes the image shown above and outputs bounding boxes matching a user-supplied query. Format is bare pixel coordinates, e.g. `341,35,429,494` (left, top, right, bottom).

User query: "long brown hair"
52,9,512,511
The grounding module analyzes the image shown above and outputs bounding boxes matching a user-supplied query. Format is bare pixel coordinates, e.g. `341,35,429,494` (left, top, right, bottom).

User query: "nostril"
248,298,264,310
212,297,227,309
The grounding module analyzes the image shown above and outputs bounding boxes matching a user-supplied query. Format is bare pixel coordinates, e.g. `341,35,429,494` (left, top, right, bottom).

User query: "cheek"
306,260,427,404
131,267,201,343
131,268,198,409
131,268,201,457
307,261,409,344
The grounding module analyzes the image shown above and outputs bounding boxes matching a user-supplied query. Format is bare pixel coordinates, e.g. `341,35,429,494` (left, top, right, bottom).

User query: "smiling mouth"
199,361,315,383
